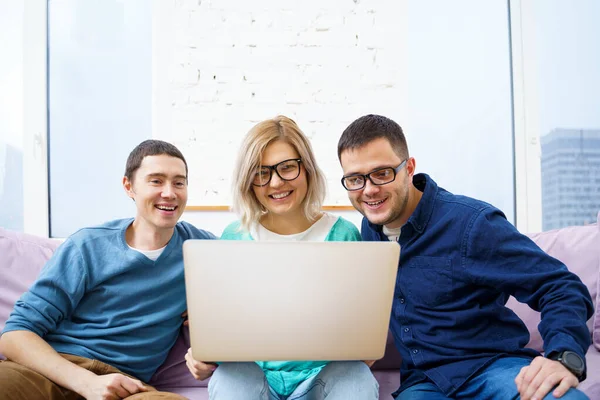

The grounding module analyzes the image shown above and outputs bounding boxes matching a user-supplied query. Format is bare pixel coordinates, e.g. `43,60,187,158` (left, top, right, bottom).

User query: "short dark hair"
124,139,188,181
337,114,409,160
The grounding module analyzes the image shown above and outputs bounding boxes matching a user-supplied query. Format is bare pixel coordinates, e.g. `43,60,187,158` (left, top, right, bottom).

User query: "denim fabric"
396,356,589,400
208,361,378,400
361,174,594,396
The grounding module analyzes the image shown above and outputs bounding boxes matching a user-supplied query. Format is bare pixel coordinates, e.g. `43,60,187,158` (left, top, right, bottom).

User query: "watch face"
564,352,584,369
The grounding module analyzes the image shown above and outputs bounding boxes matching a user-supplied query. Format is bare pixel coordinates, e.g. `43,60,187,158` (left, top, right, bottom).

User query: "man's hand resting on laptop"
185,348,217,381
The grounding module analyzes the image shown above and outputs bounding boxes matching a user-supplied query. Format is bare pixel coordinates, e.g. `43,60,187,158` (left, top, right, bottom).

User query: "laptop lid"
183,240,399,362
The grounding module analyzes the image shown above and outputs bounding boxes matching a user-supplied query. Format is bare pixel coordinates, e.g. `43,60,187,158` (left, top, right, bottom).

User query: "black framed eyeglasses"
252,158,303,187
341,159,407,191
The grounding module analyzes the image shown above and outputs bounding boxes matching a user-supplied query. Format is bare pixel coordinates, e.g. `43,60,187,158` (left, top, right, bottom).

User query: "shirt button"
404,327,409,332
412,349,419,354
399,298,405,304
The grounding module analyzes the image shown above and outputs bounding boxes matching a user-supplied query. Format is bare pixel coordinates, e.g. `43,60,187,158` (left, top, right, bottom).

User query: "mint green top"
220,214,361,396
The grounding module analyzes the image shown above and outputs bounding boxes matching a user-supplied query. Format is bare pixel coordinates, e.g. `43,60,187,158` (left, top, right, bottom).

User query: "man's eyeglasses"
341,160,407,191
252,158,303,187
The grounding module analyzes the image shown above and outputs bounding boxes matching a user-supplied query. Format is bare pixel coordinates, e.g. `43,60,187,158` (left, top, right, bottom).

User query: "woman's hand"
185,347,217,381
181,310,189,326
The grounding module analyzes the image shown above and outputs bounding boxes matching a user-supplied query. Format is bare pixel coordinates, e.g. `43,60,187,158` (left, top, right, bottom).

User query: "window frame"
22,0,49,237
509,0,543,233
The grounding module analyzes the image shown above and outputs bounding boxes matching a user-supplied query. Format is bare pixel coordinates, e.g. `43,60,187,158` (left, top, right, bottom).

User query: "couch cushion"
578,345,600,399
149,326,208,389
505,214,599,352
372,330,402,370
0,228,60,334
373,370,401,399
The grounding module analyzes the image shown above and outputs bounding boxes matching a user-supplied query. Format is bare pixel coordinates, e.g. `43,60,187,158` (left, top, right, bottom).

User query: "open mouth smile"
155,205,178,211
269,191,292,200
364,198,387,209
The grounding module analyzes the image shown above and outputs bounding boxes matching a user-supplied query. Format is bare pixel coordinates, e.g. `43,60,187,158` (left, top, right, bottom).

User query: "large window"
528,0,600,230
0,2,25,232
48,0,151,237
45,0,515,237
1,1,588,237
405,0,514,220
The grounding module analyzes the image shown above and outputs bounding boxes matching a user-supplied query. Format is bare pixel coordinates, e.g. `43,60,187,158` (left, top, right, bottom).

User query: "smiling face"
252,140,308,219
123,154,188,234
340,137,416,229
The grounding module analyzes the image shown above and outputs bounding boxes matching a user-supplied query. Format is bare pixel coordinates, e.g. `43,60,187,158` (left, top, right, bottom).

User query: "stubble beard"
355,187,409,228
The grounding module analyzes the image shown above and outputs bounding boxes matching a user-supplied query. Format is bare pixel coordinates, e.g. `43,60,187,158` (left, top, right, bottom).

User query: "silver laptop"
183,240,400,362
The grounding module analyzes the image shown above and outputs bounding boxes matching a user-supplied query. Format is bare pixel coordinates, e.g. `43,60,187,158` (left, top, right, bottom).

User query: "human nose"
362,178,380,196
161,184,176,198
269,170,284,187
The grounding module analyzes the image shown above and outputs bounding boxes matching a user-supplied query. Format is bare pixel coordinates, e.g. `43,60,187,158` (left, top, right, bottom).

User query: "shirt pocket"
403,256,453,307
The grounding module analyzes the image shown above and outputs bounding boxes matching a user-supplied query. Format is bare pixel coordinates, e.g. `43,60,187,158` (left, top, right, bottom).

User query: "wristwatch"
549,351,585,380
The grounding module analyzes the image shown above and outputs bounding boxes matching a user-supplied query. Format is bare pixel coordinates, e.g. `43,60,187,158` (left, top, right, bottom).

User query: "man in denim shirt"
337,114,594,400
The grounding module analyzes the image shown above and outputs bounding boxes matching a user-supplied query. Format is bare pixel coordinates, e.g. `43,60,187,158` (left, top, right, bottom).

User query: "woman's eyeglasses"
252,158,303,187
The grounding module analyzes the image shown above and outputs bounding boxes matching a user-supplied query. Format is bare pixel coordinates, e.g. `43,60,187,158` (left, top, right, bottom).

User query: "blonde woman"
185,116,379,399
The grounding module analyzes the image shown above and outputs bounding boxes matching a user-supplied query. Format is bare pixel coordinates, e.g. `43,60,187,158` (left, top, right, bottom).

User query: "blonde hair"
232,115,327,232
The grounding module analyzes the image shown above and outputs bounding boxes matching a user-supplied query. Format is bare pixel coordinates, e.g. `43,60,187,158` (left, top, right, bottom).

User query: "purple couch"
1,215,599,399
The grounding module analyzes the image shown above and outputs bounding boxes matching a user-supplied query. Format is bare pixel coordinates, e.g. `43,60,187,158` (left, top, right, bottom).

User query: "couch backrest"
0,228,60,335
505,213,600,352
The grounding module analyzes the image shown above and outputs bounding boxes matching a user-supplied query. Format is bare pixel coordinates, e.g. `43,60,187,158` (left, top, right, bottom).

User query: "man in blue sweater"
337,115,594,400
0,140,215,399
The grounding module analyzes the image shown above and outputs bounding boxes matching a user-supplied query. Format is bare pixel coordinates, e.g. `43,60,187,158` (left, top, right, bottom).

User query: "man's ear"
123,176,135,200
406,157,417,178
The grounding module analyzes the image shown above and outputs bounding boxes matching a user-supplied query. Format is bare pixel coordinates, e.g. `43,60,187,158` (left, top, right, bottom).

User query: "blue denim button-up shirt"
361,174,593,396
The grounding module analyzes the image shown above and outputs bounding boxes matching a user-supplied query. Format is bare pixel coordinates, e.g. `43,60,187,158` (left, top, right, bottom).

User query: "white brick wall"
153,0,408,206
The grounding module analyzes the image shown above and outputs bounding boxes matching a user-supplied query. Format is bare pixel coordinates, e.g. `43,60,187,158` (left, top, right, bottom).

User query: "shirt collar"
406,173,437,234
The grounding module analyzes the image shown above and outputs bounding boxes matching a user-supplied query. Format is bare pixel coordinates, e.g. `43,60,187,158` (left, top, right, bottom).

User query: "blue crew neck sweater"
2,218,216,381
